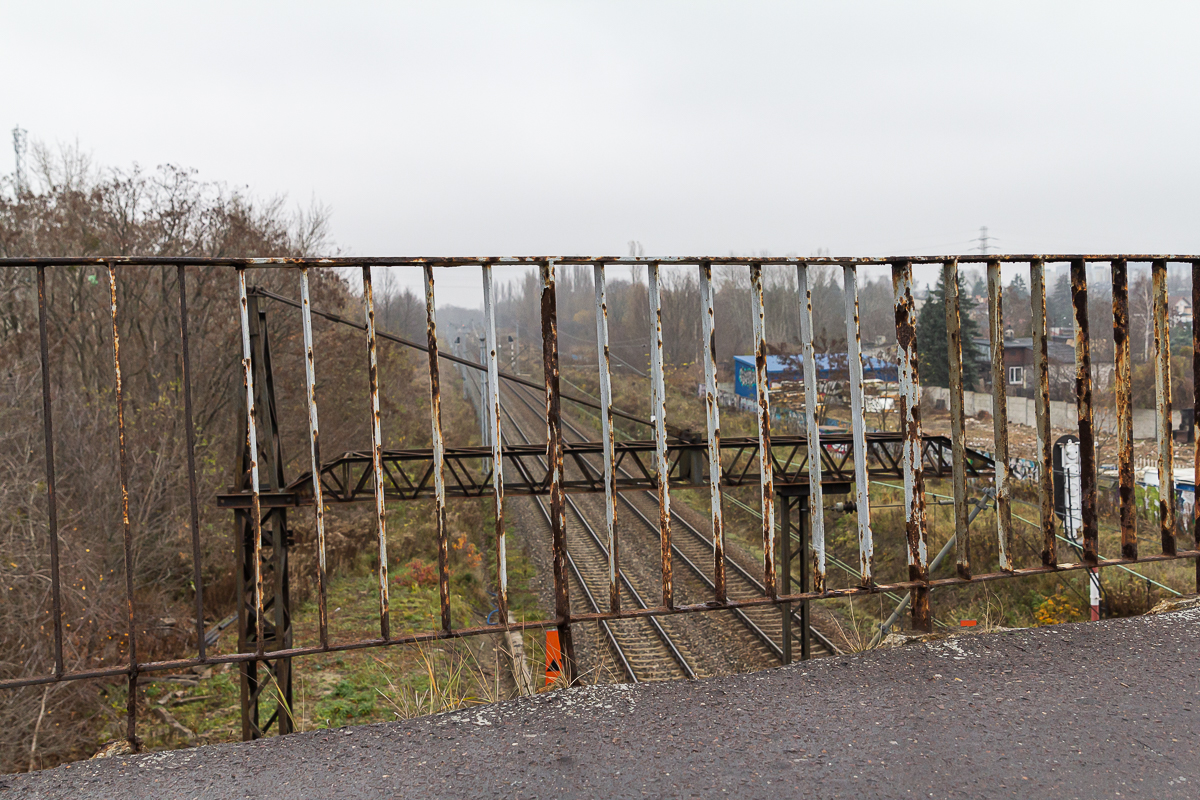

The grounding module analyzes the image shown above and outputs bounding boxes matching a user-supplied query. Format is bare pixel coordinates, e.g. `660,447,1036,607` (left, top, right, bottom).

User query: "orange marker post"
544,630,563,685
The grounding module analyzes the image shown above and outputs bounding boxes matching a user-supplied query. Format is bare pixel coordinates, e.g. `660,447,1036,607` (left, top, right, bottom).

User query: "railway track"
502,382,839,659
460,363,696,683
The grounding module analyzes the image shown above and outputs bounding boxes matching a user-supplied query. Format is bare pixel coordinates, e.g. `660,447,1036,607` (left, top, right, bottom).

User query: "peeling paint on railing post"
36,266,64,677
541,259,575,682
1152,259,1176,556
361,266,390,640
298,268,329,647
987,259,1012,571
594,263,620,614
1070,259,1099,564
648,262,673,608
110,264,139,747
434,265,456,630
796,265,825,594
1031,259,1056,565
699,261,727,601
750,264,775,598
843,265,873,585
944,258,969,583
1193,261,1200,592
236,270,265,659
895,260,930,627
1111,259,1137,560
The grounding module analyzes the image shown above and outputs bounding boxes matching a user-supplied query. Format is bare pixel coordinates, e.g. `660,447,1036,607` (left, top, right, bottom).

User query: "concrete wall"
921,386,1181,441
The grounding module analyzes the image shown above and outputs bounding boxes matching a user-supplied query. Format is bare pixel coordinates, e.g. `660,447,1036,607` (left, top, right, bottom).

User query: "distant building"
732,354,898,399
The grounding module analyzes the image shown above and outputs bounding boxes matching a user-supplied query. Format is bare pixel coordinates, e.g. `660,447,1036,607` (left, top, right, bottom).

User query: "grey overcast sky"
5,1,1199,305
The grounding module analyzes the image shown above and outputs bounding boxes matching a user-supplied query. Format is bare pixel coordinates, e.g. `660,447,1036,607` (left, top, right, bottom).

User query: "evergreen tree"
915,272,984,388
1046,271,1074,328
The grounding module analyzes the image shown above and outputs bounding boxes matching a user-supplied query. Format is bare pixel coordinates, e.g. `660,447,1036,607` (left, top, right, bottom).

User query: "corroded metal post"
944,258,969,582
796,265,825,594
594,263,620,614
987,259,1012,571
432,266,456,630
298,269,330,648
750,264,775,597
844,265,873,584
1111,259,1137,560
1152,259,1176,556
894,260,930,630
699,261,727,601
648,262,673,608
1031,260,1056,566
110,265,139,747
1070,259,1099,564
361,266,390,639
541,260,575,682
1194,261,1200,591
36,267,64,678
481,265,506,624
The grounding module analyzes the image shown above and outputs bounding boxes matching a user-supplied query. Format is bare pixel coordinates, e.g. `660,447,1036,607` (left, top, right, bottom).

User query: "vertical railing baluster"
298,268,329,648
593,262,620,614
541,260,574,682
895,260,929,627
1193,261,1200,591
699,261,726,601
1070,259,1099,563
36,267,64,678
750,264,775,597
237,269,265,657
177,266,206,660
987,259,1012,571
843,265,873,585
1111,259,1137,560
648,262,673,608
361,266,390,640
1153,259,1176,556
109,264,138,746
481,264,505,625
796,264,825,594
1031,259,1056,566
944,258,969,582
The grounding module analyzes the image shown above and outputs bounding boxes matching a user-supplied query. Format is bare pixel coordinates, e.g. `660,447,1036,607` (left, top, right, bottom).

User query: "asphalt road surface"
5,608,1199,799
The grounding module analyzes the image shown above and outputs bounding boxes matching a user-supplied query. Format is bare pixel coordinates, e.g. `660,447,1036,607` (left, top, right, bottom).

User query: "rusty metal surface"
893,260,930,627
1152,260,1177,556
1070,260,1099,564
593,263,620,614
699,261,726,601
942,258,968,582
431,266,456,630
1111,259,1137,560
540,260,575,683
108,265,139,746
1194,261,1200,591
647,263,673,608
1030,260,1057,566
35,266,64,677
10,253,1200,751
843,265,873,585
361,266,391,639
987,260,1013,571
796,265,826,594
298,268,330,647
750,264,775,597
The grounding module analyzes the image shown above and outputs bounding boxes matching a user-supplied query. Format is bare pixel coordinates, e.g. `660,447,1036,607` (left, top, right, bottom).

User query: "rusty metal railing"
3,254,1200,750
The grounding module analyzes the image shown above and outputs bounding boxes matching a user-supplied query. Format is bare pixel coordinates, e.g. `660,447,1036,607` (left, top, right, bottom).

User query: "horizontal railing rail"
3,253,1198,750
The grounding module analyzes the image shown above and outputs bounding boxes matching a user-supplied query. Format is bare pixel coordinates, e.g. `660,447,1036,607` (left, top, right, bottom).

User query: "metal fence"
2,254,1198,749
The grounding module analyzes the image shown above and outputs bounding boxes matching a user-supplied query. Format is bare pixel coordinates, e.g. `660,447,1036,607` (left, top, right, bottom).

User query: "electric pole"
12,125,28,194
971,226,996,255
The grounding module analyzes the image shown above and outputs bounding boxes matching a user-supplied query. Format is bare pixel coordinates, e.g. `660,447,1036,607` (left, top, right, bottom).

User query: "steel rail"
475,365,695,682
504,380,841,659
